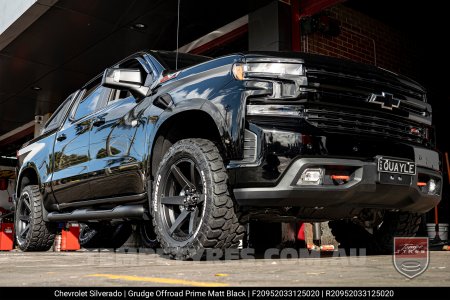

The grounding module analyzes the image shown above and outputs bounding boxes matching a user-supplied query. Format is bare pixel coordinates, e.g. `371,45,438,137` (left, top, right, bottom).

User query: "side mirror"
102,68,149,97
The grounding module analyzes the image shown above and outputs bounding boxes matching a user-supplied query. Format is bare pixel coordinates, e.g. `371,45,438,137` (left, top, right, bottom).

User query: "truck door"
87,57,154,199
51,79,109,204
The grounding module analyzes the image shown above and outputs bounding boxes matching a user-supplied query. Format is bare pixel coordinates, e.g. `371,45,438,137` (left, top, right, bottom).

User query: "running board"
47,205,146,222
57,193,147,210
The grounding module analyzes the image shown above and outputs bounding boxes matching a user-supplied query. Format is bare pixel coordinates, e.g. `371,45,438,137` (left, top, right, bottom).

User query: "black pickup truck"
15,50,441,259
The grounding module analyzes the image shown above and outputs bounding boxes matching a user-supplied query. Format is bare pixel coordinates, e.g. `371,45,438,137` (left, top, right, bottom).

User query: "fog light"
428,179,437,195
298,168,324,185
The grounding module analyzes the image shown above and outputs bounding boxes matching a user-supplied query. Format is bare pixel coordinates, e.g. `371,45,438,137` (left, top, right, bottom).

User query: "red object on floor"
0,179,7,191
0,223,14,251
61,223,80,251
297,222,305,240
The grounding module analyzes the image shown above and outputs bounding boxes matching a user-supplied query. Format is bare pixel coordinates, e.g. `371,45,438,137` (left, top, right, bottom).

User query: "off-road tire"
330,212,422,254
79,223,132,249
152,138,244,260
15,185,55,251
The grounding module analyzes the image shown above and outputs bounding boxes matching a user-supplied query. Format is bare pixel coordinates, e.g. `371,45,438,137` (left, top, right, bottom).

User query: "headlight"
232,61,304,80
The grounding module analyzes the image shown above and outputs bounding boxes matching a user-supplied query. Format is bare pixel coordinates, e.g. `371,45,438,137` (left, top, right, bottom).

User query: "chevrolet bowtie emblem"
369,92,400,110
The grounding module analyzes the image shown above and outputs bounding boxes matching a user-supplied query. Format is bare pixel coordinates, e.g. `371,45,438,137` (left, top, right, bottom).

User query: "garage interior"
0,0,449,248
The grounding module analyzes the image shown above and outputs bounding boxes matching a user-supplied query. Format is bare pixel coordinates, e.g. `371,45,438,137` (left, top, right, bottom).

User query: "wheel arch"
149,106,228,179
16,164,41,197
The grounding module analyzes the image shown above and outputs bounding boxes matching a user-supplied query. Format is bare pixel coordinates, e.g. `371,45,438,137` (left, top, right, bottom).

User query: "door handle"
93,117,106,127
56,134,66,142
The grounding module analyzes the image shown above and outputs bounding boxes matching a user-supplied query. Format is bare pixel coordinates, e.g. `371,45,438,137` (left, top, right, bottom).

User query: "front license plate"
377,157,416,175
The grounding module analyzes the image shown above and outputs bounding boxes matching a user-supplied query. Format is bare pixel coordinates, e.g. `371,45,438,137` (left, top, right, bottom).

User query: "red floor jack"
56,223,80,251
0,210,14,251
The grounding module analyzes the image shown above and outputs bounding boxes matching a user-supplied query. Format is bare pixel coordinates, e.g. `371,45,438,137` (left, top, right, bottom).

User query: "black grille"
304,104,428,145
305,65,428,118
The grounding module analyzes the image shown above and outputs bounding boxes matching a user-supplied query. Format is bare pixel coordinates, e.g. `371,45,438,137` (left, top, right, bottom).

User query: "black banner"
0,287,448,300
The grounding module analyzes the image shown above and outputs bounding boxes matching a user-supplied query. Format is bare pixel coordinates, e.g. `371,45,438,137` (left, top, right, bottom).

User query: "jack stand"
308,222,335,252
313,222,322,247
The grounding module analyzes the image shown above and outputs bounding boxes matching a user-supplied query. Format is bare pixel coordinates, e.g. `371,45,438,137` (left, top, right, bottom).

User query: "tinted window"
43,93,74,133
73,85,108,120
109,89,132,104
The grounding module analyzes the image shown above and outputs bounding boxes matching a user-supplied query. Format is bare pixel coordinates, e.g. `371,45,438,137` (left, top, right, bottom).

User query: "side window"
42,93,75,133
73,84,110,120
109,89,133,104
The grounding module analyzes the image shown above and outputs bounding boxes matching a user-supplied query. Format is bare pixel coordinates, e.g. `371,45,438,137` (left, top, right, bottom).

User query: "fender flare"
15,162,41,197
146,98,230,175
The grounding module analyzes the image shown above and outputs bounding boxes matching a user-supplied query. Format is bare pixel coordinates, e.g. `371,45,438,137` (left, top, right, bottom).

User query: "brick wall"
302,5,421,80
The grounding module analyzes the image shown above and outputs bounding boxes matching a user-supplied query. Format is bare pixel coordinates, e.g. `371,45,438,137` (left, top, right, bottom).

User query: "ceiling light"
132,23,146,30
31,86,41,91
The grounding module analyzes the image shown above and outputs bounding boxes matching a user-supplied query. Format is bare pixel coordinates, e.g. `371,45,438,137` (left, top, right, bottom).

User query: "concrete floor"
0,250,449,287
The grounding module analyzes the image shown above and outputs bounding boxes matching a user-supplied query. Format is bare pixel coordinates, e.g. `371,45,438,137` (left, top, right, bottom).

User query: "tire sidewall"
153,141,213,250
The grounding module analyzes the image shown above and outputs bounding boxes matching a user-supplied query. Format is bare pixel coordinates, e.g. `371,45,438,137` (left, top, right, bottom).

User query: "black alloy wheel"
16,192,32,244
15,185,55,251
152,139,245,260
159,158,205,242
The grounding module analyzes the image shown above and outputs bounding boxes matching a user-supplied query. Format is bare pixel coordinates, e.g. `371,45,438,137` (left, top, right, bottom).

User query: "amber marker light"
232,63,244,80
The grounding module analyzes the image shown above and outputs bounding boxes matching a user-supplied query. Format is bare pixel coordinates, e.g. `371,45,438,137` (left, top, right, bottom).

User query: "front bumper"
233,157,442,213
